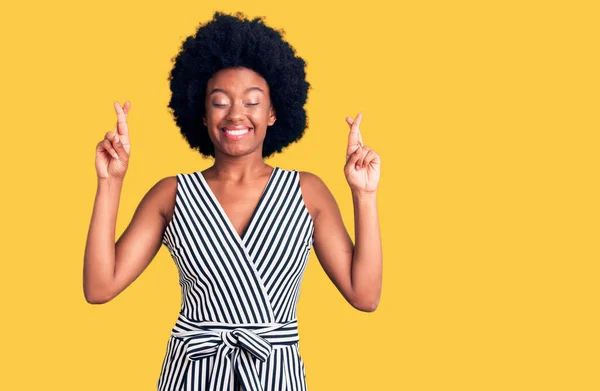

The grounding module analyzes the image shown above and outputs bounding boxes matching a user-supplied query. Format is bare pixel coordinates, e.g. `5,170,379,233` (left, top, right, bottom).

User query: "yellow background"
1,0,599,389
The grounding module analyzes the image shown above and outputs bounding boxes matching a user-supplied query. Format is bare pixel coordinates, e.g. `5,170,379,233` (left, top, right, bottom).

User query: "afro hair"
167,11,310,158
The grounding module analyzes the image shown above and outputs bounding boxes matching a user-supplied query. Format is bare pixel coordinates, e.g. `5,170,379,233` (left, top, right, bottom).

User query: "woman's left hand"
344,113,381,194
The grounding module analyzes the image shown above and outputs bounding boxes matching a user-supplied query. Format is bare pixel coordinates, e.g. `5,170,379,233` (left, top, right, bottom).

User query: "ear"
268,106,276,126
203,116,207,126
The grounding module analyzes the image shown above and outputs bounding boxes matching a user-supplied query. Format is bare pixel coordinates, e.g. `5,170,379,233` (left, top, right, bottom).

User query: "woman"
83,12,382,391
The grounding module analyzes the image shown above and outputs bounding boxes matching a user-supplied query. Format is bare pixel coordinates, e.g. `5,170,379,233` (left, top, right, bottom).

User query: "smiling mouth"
221,127,252,140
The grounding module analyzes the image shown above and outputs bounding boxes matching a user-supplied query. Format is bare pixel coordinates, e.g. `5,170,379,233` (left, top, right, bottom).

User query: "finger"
102,137,120,161
347,112,362,149
105,131,122,160
371,150,381,164
113,102,129,129
112,132,126,159
346,144,360,162
346,145,362,172
112,116,127,133
114,101,129,136
353,112,362,128
121,101,130,123
362,149,376,168
356,146,370,168
123,101,131,115
349,113,363,147
355,112,363,145
346,116,354,127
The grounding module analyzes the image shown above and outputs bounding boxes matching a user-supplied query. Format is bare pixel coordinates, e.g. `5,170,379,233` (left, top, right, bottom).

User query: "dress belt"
171,314,299,391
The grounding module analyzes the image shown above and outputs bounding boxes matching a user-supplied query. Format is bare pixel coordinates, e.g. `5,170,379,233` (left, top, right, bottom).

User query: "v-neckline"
197,166,279,243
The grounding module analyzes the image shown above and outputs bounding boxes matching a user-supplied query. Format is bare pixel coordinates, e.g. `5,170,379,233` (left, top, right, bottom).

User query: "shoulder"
297,171,327,190
142,175,178,225
150,176,178,198
297,171,335,222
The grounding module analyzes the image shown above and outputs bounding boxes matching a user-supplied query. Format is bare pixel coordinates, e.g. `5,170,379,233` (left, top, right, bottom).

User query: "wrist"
97,177,124,191
351,188,378,201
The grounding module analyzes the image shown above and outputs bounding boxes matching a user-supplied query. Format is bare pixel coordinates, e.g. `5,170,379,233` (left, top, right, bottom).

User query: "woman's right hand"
96,101,131,180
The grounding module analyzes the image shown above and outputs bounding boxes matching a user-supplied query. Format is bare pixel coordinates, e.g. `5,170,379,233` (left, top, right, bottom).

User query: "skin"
83,67,382,312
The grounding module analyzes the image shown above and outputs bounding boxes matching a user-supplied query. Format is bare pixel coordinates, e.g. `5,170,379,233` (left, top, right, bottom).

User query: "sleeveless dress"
157,167,314,391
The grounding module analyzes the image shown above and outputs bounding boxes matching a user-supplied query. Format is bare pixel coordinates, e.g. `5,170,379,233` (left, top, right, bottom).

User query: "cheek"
251,109,272,124
204,109,223,126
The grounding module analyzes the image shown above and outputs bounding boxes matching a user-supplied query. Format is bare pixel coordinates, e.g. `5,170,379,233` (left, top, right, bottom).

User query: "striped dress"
158,167,314,391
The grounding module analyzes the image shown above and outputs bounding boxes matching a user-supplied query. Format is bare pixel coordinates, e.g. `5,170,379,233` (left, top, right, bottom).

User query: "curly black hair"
167,11,310,158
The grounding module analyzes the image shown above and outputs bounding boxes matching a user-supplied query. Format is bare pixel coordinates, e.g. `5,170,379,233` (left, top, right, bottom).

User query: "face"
203,67,276,158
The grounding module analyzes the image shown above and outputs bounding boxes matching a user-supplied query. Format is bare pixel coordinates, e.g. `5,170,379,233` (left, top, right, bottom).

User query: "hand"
344,113,381,194
95,101,131,180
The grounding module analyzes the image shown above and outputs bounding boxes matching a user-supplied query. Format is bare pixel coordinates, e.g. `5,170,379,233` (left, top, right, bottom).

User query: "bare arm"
301,172,382,312
83,100,176,304
83,176,175,304
299,113,382,312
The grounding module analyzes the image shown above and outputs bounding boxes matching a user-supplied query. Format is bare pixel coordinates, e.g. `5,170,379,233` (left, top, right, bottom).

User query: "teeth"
225,128,249,135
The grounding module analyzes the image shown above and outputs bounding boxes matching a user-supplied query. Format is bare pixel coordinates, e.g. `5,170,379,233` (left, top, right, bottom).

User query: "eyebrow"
208,87,265,95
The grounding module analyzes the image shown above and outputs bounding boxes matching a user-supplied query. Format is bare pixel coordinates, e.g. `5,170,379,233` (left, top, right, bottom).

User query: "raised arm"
83,101,176,304
300,113,382,312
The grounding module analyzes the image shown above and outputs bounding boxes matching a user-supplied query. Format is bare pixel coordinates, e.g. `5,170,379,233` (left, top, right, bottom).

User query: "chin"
216,143,263,158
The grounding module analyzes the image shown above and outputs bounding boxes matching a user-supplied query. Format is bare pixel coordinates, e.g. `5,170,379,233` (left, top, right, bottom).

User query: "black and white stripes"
158,167,312,390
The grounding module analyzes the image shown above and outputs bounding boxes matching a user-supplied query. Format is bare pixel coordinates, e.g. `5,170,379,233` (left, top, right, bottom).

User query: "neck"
206,151,272,181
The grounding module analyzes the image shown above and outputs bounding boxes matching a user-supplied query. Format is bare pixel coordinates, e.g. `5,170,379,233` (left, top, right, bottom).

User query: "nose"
226,101,245,122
